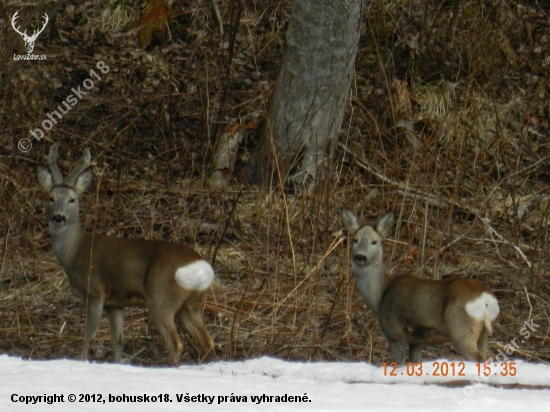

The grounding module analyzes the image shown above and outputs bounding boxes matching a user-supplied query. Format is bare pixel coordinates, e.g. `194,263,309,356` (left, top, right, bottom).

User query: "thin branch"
339,142,532,268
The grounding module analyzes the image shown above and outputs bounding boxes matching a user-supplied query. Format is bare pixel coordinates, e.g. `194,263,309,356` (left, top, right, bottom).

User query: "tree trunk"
248,0,363,190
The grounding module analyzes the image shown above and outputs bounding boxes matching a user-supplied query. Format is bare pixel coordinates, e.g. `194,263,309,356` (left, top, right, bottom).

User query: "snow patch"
1,355,549,411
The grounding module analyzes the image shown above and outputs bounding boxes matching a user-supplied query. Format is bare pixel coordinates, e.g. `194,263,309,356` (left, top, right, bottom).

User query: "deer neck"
49,221,86,269
351,260,388,314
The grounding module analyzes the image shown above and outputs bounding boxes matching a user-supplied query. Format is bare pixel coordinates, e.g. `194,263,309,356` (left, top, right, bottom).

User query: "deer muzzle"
51,214,67,224
354,254,367,264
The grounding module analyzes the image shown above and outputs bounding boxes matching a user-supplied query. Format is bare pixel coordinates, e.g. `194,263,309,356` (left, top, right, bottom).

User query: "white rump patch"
465,292,499,321
175,260,214,292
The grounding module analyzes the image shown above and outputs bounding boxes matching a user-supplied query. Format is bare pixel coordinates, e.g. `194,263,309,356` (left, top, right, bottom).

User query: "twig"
84,167,104,360
424,229,470,266
266,233,345,320
319,272,346,342
339,142,532,268
266,121,298,284
125,347,146,363
486,223,531,268
0,217,9,280
524,287,533,322
339,142,482,214
212,0,224,35
211,186,243,265
494,342,548,364
210,0,243,143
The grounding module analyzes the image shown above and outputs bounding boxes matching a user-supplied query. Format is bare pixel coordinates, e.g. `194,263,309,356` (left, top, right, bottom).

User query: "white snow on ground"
1,355,549,411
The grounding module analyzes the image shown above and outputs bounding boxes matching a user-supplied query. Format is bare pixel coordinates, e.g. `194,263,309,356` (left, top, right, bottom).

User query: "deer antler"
47,143,64,184
30,13,49,41
65,148,91,185
11,11,27,38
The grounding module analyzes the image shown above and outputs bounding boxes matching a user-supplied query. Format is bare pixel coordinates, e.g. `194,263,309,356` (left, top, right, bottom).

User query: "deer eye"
352,238,359,244
371,240,378,245
69,198,75,204
49,197,54,202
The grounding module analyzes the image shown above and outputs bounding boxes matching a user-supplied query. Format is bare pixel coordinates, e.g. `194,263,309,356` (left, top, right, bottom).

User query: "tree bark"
248,0,363,190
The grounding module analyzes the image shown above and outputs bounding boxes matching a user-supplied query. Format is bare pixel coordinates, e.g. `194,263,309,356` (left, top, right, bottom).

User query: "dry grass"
99,0,136,33
1,0,549,367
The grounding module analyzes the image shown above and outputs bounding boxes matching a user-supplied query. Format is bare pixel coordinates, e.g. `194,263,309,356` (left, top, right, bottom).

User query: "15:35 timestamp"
383,361,517,377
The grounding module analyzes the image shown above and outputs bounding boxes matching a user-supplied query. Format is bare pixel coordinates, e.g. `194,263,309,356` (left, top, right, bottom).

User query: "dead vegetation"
1,0,549,367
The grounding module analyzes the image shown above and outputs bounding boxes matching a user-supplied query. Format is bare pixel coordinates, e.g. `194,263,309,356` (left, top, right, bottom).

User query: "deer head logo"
11,11,49,54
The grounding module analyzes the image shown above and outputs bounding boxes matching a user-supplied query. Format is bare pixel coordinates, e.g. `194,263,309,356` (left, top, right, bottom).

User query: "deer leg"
477,327,490,360
387,338,407,365
409,343,423,363
148,302,183,365
446,309,485,361
106,308,125,363
177,293,214,362
450,334,484,361
82,296,104,361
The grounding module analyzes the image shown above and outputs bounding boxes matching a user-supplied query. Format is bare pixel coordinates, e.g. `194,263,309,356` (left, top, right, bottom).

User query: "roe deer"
36,144,214,365
342,209,499,365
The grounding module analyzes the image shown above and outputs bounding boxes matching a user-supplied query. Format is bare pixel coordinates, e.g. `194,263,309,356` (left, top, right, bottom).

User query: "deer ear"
342,209,360,233
36,165,53,192
74,166,94,194
376,211,395,238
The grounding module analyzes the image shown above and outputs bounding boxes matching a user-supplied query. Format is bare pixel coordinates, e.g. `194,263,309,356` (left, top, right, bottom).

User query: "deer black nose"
51,214,67,224
354,254,367,263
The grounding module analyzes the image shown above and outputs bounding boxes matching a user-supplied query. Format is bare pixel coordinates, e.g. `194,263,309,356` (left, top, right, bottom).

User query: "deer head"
36,144,215,365
36,143,92,231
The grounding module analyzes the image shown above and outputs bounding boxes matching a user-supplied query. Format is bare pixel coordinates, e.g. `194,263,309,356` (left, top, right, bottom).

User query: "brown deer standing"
36,144,214,365
342,209,499,365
